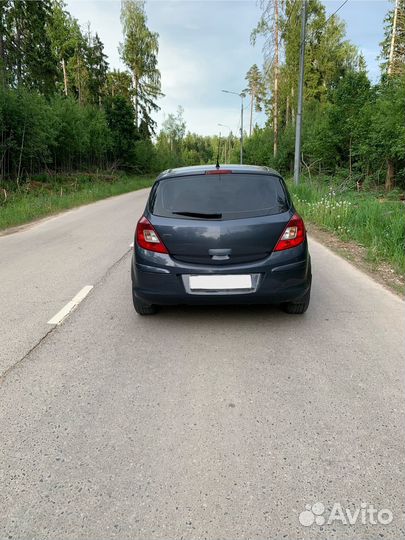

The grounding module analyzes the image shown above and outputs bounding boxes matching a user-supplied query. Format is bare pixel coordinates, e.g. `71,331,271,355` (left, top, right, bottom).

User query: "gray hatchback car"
131,164,312,315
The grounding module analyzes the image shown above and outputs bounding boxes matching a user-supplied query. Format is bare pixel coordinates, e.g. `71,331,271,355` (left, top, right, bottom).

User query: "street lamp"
221,90,245,164
218,123,231,163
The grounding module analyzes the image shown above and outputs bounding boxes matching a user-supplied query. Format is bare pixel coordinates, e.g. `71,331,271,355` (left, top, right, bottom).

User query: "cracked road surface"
0,189,404,539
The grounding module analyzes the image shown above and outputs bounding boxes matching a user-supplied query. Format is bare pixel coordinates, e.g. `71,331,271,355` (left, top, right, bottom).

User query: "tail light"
135,216,168,254
274,213,306,251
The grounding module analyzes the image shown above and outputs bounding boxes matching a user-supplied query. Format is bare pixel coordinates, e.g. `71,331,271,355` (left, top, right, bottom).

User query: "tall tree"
120,0,162,132
251,0,281,156
0,0,9,88
105,69,133,100
254,0,358,136
380,0,405,76
67,38,89,104
326,71,372,174
244,64,264,136
87,32,109,106
5,0,57,94
103,94,137,165
161,106,186,154
47,0,83,96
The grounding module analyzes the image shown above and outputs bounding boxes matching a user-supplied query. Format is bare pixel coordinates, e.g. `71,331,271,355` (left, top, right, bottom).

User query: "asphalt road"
0,189,404,540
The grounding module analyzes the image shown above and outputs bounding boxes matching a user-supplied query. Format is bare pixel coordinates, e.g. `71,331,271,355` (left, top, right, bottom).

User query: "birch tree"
120,0,162,132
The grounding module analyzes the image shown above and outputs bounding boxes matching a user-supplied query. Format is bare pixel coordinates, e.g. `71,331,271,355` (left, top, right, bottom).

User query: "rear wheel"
282,287,311,314
131,261,157,315
132,287,157,315
132,294,157,315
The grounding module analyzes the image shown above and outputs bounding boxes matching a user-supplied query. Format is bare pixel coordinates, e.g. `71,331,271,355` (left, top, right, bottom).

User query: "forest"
0,0,404,190
160,0,405,191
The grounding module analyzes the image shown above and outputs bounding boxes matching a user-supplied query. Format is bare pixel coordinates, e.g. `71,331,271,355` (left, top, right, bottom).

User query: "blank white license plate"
189,274,252,290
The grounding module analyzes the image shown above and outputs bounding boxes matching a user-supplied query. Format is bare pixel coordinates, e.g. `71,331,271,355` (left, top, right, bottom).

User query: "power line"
263,0,350,71
294,0,350,58
324,0,350,26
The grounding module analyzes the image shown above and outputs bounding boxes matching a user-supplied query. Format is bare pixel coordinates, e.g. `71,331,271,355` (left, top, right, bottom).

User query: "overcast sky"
66,0,391,135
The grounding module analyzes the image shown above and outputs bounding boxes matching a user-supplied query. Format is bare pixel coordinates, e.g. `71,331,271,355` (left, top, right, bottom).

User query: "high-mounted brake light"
274,213,306,251
205,169,233,175
135,216,168,254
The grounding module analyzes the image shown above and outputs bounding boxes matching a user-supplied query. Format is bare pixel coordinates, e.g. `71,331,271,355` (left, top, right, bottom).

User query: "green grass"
0,173,155,231
287,178,405,275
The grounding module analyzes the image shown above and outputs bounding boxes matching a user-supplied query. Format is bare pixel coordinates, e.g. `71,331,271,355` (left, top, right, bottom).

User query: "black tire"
131,260,157,315
132,288,157,315
282,287,311,314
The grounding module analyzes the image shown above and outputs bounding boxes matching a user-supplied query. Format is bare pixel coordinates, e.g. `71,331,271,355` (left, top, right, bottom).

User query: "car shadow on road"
159,303,281,316
139,303,315,329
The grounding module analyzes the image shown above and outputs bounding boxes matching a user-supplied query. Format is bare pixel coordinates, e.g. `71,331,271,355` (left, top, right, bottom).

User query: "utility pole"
249,93,254,137
293,0,307,185
240,93,244,164
273,0,279,157
217,131,221,166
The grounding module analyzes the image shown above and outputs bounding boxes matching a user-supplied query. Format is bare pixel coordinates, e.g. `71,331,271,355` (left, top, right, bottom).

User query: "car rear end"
131,167,311,314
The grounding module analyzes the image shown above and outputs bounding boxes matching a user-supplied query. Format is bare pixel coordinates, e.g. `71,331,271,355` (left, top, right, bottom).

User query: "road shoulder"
308,223,404,297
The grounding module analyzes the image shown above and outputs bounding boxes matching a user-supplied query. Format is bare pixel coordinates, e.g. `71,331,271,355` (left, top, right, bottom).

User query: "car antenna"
216,131,221,169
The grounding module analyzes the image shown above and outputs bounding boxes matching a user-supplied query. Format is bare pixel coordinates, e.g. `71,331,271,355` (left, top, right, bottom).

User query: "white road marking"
47,285,93,325
130,242,134,248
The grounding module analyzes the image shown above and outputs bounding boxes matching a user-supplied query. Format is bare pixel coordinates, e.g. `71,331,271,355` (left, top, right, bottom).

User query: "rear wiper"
172,211,222,219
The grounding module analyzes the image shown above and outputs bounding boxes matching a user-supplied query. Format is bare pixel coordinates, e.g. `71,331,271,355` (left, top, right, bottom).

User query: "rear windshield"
150,174,289,220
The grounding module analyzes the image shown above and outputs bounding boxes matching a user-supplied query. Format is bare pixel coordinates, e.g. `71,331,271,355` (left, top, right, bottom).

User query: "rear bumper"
131,240,311,306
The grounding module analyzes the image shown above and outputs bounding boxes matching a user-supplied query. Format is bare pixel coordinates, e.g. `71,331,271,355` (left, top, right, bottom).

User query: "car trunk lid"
150,213,291,265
